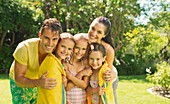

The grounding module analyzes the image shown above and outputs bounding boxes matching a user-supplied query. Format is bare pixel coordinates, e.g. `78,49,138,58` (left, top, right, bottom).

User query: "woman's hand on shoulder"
103,70,117,82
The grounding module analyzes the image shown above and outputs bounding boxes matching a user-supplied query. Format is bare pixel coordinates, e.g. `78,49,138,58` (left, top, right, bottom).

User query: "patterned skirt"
66,87,86,104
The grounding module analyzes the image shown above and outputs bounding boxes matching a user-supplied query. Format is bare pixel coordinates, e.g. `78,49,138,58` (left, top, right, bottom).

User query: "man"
9,18,62,104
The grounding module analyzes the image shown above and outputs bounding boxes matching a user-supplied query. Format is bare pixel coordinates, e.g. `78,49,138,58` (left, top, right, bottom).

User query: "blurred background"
0,0,169,75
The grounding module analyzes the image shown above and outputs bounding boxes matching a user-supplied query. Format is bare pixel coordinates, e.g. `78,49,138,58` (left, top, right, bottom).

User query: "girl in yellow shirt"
37,33,76,104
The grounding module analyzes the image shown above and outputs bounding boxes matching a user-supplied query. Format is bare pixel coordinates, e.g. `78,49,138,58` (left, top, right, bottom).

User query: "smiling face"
89,51,105,70
39,28,59,54
88,21,106,43
73,38,88,60
56,38,75,60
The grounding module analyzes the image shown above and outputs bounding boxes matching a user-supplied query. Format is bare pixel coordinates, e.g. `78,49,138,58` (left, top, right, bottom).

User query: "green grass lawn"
0,74,12,104
0,74,169,104
117,75,170,104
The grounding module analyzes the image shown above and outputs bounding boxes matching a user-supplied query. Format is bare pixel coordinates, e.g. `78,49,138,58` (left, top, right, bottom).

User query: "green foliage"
124,27,167,62
0,45,14,69
40,0,142,52
114,54,157,75
0,0,43,45
146,61,170,95
115,26,167,75
0,0,43,69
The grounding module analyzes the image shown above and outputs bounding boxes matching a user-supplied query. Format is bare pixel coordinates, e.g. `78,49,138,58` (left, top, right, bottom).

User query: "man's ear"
38,32,41,39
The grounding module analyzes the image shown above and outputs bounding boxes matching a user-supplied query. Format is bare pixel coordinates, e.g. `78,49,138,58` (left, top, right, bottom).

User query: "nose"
78,49,82,54
93,59,97,64
91,31,97,36
64,48,68,53
48,39,53,46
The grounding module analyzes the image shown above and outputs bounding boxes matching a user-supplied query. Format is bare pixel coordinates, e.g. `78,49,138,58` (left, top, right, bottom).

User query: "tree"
40,0,143,54
0,0,41,51
0,0,43,69
148,0,170,63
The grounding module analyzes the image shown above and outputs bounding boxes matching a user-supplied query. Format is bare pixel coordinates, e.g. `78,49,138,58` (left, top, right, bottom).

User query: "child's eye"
61,45,65,48
53,38,58,41
68,48,73,50
97,58,100,60
98,31,102,34
82,48,86,50
92,27,95,30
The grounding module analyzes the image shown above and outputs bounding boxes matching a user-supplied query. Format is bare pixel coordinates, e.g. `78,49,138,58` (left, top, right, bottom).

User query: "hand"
65,68,72,79
79,68,92,77
62,76,67,87
103,70,117,82
98,87,105,95
39,71,57,89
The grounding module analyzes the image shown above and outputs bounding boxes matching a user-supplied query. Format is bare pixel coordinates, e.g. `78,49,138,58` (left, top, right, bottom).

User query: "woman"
79,16,118,104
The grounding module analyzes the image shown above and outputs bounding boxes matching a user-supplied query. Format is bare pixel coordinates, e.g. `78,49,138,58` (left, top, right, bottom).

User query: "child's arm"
65,80,75,91
66,70,89,90
86,86,98,95
76,67,92,78
86,86,105,95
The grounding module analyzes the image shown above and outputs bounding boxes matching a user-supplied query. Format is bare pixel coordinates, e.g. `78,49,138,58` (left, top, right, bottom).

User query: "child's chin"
92,67,99,70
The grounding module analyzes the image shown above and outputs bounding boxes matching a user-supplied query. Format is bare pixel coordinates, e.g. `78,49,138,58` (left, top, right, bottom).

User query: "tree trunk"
42,0,50,19
9,31,15,47
65,0,70,31
0,30,7,52
55,0,60,22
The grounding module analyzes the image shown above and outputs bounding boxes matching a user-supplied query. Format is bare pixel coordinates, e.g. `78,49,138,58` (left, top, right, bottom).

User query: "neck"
71,56,81,63
92,68,100,74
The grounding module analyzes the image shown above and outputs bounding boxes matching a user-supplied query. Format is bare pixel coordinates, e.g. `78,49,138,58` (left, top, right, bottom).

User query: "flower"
131,59,134,62
146,67,151,73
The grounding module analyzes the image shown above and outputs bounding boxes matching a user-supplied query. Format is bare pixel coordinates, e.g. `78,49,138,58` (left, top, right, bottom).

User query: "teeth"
90,35,95,39
76,54,82,57
61,53,67,56
46,46,52,49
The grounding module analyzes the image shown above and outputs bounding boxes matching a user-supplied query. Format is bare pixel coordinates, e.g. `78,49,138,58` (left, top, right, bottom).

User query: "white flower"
115,58,121,65
146,68,151,73
131,59,134,62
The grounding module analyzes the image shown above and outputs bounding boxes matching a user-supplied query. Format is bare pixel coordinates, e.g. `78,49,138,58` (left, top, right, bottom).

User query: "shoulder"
23,38,40,47
101,41,114,54
16,38,39,49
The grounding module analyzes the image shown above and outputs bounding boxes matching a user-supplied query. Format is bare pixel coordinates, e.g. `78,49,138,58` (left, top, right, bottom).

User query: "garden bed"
147,86,170,99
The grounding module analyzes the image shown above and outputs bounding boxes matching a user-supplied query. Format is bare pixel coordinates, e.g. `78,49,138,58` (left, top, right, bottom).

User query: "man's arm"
14,60,57,89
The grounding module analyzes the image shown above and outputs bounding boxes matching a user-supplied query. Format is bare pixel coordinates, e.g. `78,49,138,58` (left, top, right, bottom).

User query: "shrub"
146,61,170,95
114,54,157,75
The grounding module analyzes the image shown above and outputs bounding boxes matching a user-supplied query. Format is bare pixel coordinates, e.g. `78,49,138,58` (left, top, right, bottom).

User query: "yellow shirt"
9,38,39,80
37,53,66,104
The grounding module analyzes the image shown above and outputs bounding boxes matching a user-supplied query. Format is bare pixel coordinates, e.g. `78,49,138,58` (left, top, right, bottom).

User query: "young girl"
63,33,92,104
37,33,76,104
86,43,114,104
88,16,118,104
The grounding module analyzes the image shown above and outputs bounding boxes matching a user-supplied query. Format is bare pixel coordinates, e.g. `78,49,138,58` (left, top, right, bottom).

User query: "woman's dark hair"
88,43,106,58
93,16,114,49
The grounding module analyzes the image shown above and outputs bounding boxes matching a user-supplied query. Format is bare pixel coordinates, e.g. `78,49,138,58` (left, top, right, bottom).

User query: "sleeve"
13,42,28,65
